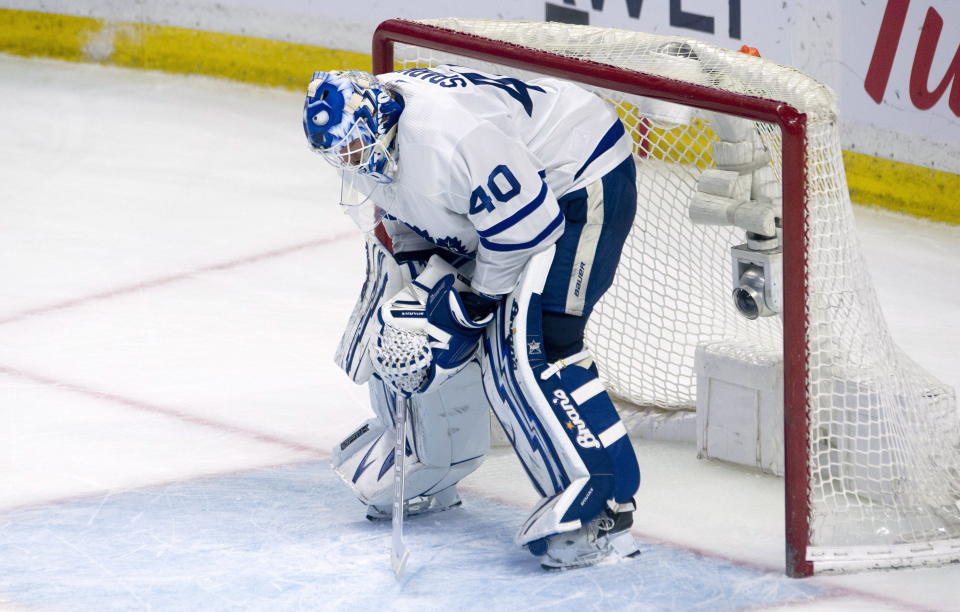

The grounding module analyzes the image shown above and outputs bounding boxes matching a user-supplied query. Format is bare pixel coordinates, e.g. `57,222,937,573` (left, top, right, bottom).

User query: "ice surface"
0,463,830,611
0,54,958,611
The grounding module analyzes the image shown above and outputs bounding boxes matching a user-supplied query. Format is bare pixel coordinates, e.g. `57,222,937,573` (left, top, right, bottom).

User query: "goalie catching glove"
373,255,497,394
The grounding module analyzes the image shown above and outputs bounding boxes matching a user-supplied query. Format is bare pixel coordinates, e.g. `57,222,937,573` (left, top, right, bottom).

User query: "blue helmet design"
303,70,403,182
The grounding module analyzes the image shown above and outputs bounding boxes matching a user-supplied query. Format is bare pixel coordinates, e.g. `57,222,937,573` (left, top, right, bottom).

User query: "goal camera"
731,238,782,319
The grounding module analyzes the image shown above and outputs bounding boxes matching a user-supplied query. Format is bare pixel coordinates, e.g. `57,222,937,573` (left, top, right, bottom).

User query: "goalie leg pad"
480,248,640,548
539,363,640,507
514,360,640,546
332,363,490,510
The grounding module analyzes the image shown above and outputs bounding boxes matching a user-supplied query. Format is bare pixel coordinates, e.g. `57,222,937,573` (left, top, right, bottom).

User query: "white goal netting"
387,18,960,572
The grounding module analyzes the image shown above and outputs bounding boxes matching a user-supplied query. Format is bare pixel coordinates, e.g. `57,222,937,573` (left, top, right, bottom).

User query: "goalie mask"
303,70,403,184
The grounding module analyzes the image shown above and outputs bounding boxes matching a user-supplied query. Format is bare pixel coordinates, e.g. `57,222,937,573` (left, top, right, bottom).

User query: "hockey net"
371,18,960,576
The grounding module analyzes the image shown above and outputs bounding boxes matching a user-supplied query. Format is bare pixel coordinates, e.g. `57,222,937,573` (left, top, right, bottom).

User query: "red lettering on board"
910,7,960,114
864,1,960,116
865,0,910,104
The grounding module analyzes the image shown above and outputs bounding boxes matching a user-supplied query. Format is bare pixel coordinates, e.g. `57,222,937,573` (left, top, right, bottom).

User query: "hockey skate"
365,485,462,521
531,505,640,571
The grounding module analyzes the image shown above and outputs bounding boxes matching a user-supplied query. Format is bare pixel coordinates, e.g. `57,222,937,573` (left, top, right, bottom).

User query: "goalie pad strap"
598,421,628,448
570,378,605,405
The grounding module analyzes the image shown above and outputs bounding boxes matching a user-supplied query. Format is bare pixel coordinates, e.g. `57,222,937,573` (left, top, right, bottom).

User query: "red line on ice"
0,364,326,458
0,233,355,326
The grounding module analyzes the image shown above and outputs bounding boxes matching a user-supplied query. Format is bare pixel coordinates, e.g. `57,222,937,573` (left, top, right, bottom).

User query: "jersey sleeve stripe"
573,119,626,181
478,209,564,252
476,179,549,238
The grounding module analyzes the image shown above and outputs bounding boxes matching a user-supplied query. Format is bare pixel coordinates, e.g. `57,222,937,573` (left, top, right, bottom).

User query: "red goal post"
372,17,812,577
369,18,960,578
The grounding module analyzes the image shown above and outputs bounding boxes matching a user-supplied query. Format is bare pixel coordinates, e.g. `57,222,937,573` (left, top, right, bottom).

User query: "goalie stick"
372,256,460,577
391,393,410,578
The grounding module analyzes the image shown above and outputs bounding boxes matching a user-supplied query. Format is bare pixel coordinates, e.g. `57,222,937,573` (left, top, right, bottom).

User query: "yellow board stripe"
0,8,372,89
843,151,960,225
3,8,958,225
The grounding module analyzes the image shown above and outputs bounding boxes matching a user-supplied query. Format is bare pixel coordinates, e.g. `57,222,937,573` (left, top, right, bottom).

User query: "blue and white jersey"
371,65,632,296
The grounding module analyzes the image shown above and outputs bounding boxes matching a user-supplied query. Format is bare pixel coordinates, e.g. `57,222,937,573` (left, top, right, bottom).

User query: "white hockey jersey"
369,65,632,296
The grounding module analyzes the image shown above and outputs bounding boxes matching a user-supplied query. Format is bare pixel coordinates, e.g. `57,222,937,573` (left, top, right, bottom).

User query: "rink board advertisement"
1,0,957,222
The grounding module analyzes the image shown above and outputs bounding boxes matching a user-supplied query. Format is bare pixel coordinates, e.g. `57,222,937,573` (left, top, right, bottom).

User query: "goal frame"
371,18,813,577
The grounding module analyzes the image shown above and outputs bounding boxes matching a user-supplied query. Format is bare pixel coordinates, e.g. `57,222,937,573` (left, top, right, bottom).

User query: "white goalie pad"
335,236,417,384
332,363,490,507
479,248,592,545
482,249,575,499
